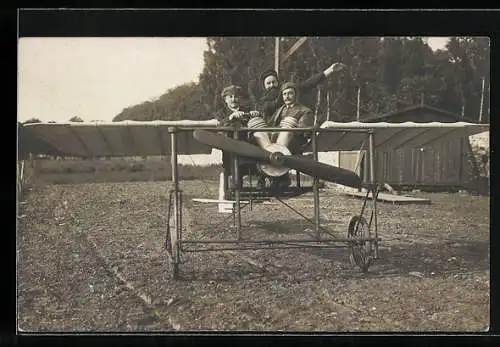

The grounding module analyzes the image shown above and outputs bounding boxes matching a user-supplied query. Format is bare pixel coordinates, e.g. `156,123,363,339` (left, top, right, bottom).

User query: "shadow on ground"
175,238,489,282
301,239,489,278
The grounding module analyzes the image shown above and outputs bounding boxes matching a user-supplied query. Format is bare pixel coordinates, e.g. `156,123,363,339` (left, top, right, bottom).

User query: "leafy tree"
445,37,490,122
69,116,84,122
113,82,209,122
23,118,42,124
112,36,490,124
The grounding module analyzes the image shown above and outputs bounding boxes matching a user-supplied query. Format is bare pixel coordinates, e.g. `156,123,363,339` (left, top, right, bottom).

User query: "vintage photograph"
18,34,490,332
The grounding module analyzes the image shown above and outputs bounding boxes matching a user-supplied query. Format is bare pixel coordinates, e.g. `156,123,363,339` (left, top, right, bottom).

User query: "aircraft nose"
269,151,285,166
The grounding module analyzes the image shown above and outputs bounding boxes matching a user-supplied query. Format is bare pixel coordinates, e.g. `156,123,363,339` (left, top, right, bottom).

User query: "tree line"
114,37,490,124
24,37,490,125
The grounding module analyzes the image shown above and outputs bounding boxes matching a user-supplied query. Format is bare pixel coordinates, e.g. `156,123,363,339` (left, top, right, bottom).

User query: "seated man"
269,81,314,154
267,81,315,188
215,84,262,189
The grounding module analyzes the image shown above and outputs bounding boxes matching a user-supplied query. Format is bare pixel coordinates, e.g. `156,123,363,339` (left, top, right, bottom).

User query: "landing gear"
347,215,373,273
166,189,181,280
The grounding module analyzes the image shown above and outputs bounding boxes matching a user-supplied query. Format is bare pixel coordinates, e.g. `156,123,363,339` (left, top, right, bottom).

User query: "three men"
217,61,346,190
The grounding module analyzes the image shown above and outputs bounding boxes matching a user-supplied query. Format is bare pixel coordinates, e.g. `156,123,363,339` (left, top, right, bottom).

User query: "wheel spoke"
347,215,373,272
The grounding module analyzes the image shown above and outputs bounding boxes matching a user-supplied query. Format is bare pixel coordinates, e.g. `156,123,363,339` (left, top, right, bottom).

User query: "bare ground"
17,180,490,332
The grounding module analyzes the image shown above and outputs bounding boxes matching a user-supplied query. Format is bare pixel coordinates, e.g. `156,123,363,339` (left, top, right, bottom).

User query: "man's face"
264,75,279,91
282,88,296,106
224,93,240,110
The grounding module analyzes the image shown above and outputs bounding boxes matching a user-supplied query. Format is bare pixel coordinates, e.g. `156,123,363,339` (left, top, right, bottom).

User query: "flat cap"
221,85,243,97
280,81,298,93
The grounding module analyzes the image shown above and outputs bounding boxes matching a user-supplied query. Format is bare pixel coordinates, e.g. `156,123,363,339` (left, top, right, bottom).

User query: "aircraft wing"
312,121,489,152
20,119,489,158
20,120,219,157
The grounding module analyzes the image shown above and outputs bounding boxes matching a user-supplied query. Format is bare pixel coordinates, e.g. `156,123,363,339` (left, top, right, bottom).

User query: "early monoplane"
18,117,488,279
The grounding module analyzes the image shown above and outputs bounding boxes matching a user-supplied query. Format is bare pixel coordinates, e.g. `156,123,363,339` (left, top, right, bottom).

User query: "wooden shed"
337,104,482,190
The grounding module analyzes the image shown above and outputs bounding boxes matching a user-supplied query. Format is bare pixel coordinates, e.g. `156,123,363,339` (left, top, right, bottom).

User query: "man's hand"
249,110,260,118
324,62,347,77
229,111,246,121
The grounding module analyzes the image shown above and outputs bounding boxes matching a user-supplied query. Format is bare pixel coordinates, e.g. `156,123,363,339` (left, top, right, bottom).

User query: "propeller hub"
258,143,292,177
269,152,285,166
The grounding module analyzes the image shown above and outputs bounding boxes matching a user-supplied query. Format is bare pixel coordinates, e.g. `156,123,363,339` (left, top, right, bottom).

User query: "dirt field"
17,180,490,332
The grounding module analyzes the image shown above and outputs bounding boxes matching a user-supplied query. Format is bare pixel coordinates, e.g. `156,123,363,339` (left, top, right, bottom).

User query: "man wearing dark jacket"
250,62,346,124
266,81,316,189
215,85,259,129
269,81,314,154
215,84,261,189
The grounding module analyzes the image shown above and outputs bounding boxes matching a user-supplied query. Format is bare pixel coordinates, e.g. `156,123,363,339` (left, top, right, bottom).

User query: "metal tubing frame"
367,131,379,258
232,129,242,239
179,126,371,133
182,244,366,252
181,237,381,244
273,196,336,239
167,126,380,260
169,128,181,269
312,129,321,240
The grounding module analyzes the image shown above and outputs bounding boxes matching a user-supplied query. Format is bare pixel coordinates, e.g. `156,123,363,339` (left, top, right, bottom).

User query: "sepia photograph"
18,23,490,332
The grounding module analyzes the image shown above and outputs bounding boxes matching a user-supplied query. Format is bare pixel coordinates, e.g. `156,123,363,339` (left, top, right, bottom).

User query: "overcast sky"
18,37,450,123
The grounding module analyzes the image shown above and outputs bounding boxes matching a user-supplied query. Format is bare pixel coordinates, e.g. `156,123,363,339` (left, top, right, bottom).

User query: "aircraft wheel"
347,215,372,272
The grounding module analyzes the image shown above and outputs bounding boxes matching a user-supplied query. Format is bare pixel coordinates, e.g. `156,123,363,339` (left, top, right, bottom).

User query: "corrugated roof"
362,104,478,123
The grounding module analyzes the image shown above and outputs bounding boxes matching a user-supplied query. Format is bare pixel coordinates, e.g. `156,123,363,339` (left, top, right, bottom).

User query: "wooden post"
274,37,280,76
479,77,485,123
314,87,321,126
363,149,368,189
281,37,308,64
326,90,331,122
458,137,464,186
356,87,361,121
421,148,425,184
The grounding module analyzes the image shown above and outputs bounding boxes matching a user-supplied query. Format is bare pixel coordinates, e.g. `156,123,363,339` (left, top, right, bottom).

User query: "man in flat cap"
249,62,346,125
266,81,316,189
216,85,259,128
215,84,263,190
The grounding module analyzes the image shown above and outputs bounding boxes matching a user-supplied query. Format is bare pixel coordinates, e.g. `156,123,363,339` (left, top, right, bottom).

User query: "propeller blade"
283,155,362,189
194,129,362,189
193,130,270,161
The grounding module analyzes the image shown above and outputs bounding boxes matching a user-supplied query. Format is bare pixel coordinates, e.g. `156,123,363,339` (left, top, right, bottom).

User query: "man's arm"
215,110,239,128
298,62,346,94
215,110,228,127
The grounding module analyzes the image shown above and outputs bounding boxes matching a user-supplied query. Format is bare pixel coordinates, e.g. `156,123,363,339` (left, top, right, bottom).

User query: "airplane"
18,118,489,279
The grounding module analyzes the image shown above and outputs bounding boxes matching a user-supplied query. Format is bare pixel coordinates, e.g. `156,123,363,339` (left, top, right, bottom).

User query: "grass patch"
31,158,222,185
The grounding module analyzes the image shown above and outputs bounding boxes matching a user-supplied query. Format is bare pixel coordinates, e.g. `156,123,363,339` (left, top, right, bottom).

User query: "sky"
18,36,450,123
